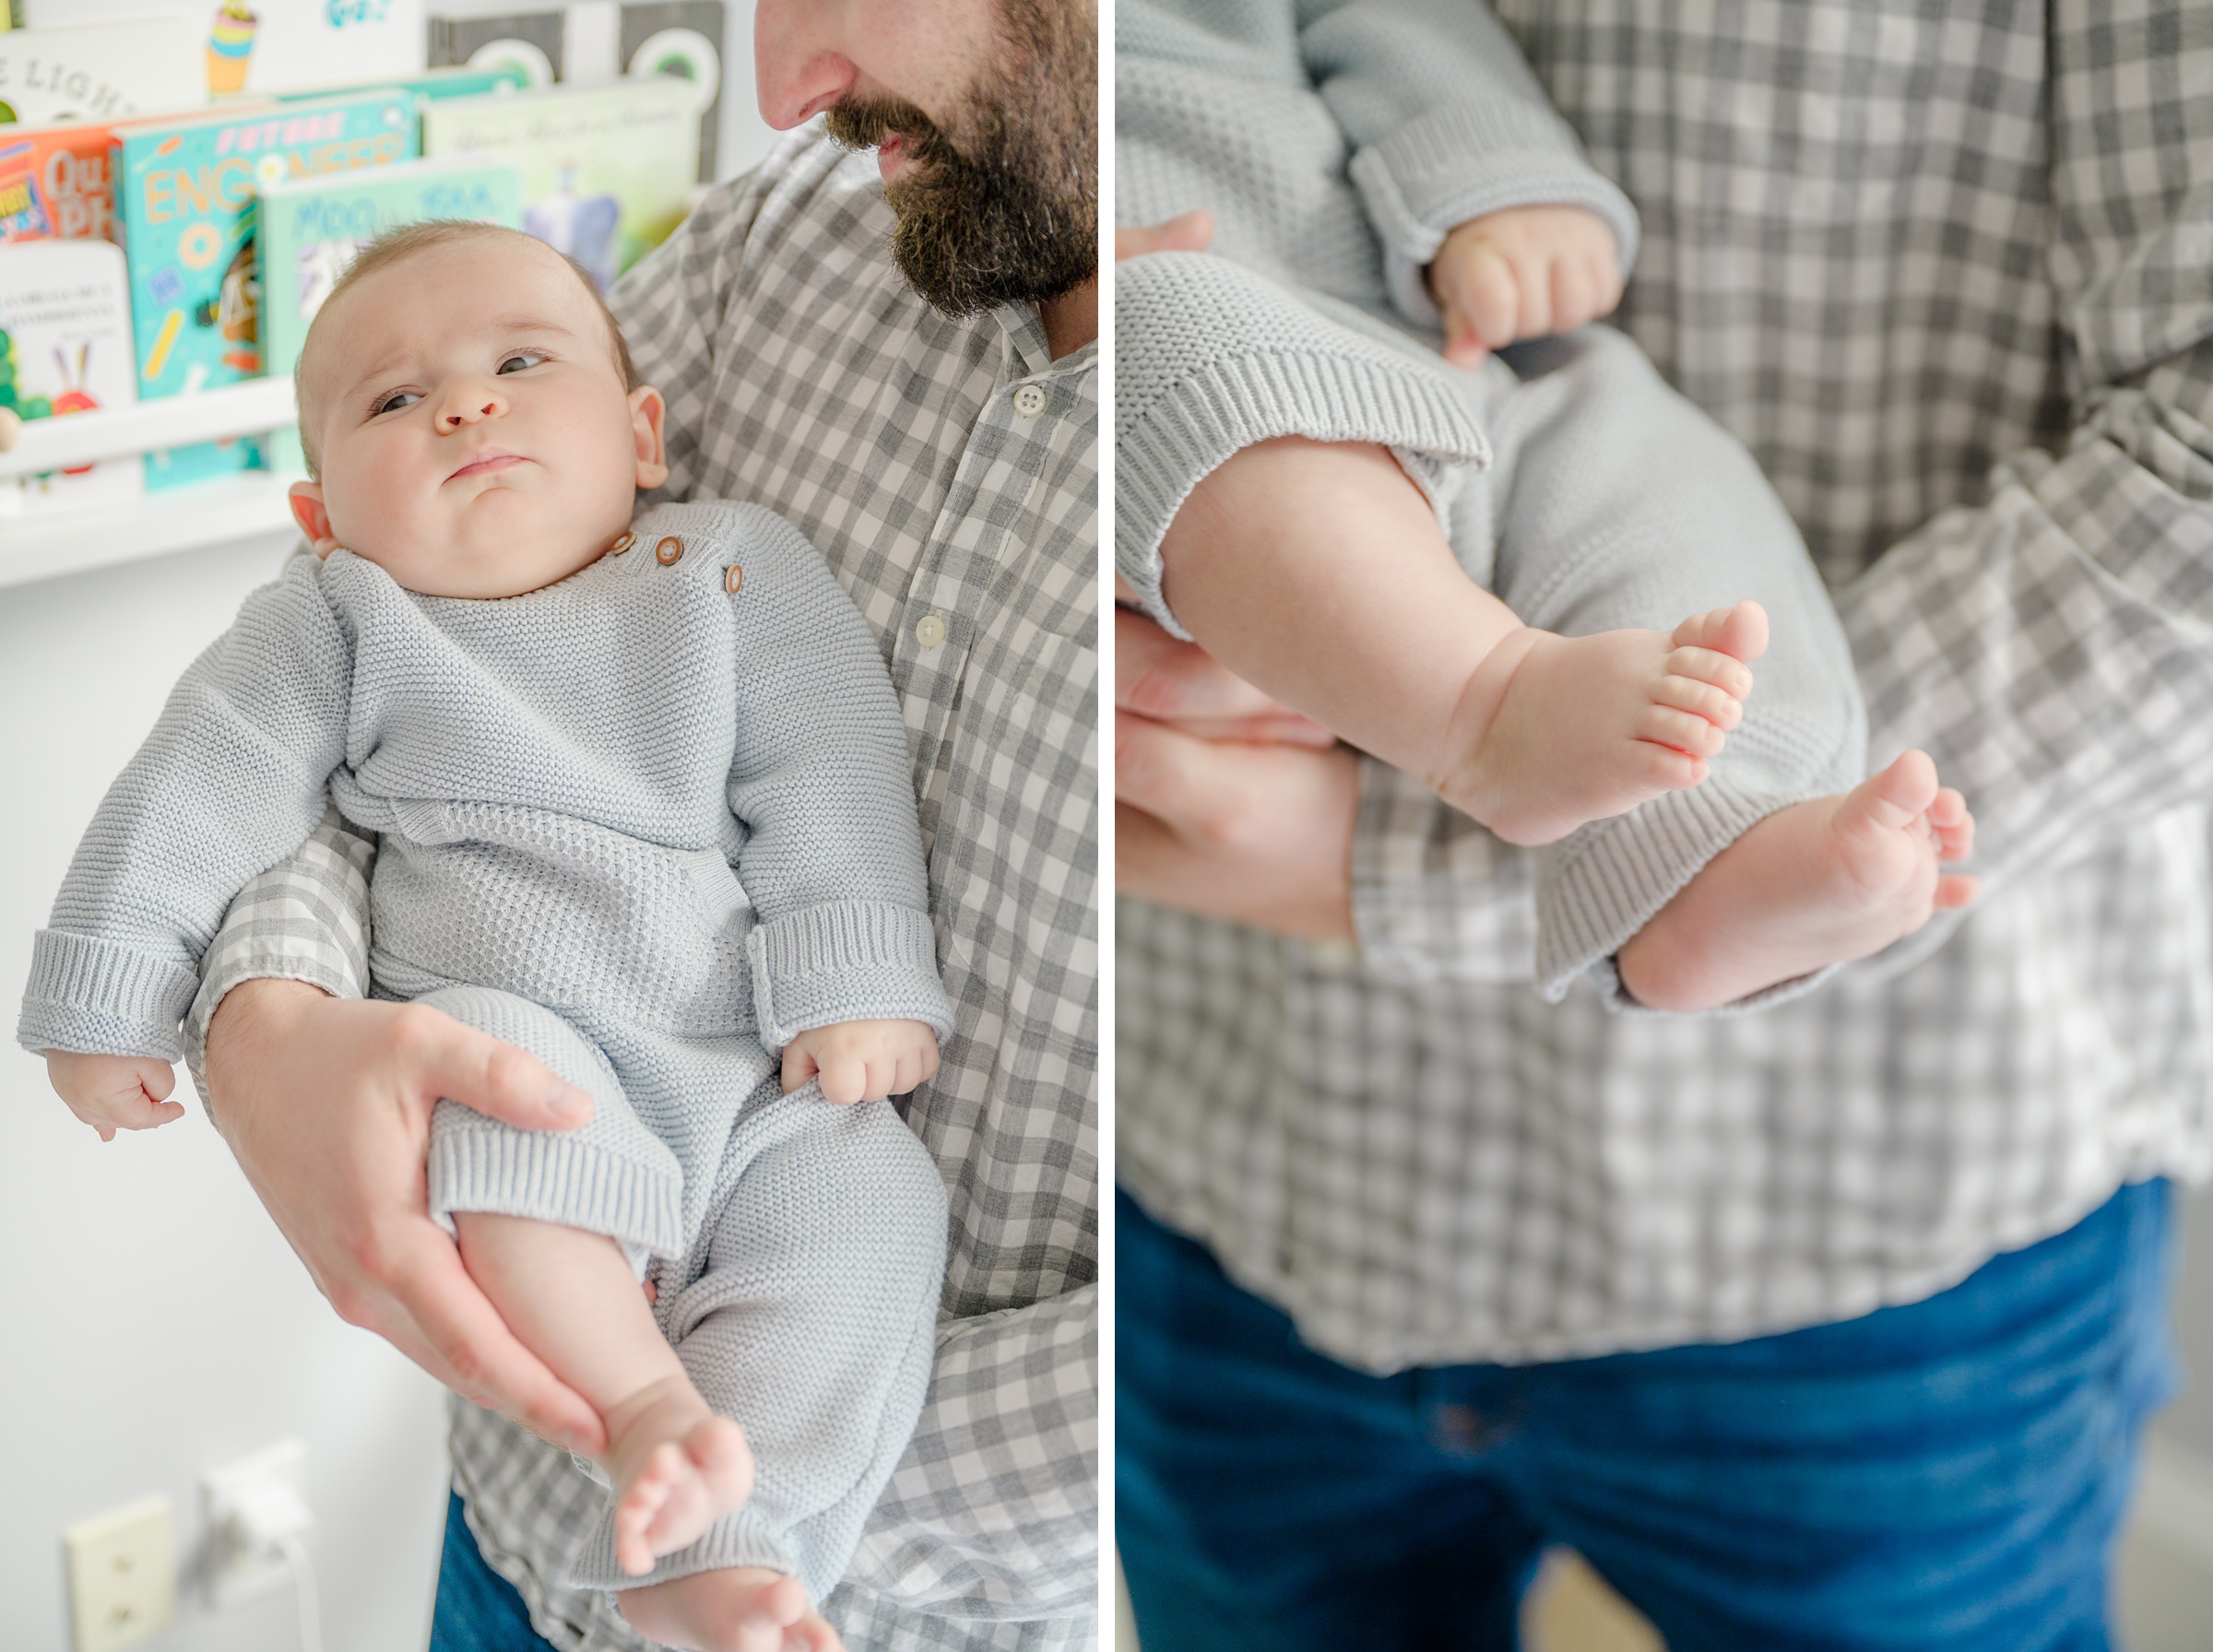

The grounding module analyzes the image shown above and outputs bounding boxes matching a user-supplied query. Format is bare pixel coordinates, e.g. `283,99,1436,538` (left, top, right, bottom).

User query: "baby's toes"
683,1416,755,1510
1671,599,1769,666
1637,703,1728,761
1662,643,1755,704
1651,671,1745,731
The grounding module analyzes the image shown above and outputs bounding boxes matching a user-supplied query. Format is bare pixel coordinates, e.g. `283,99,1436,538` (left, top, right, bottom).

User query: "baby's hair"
294,218,640,478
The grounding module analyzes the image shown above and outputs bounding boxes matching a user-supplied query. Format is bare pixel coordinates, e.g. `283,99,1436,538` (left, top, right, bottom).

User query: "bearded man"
185,2,1098,1647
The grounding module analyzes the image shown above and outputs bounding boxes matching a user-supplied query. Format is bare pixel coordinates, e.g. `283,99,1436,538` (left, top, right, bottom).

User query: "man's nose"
438,380,507,430
753,0,856,129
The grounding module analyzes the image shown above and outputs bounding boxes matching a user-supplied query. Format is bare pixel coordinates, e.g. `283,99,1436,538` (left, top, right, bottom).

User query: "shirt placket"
892,312,1083,854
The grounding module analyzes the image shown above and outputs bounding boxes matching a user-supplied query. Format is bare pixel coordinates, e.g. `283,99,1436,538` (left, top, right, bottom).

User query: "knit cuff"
427,1112,687,1264
1351,101,1639,333
746,902,952,1051
1117,340,1490,641
17,929,198,1062
1533,779,1830,1009
566,1502,796,1596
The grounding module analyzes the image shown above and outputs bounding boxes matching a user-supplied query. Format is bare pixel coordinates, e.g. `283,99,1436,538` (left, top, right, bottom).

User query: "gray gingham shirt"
187,132,1097,1649
1118,0,2213,1371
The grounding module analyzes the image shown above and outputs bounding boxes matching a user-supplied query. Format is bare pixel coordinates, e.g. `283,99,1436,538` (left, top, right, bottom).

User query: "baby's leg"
410,984,749,1573
1615,750,1980,1012
453,1212,754,1576
1157,435,1764,845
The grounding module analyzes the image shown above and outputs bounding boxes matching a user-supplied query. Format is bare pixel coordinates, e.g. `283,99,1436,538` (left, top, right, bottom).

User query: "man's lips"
446,449,526,483
877,134,905,178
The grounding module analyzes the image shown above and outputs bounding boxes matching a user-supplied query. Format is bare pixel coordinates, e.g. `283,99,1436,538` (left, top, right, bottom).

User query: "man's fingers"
394,1227,607,1451
1116,711,1278,848
396,1006,592,1130
1115,210,1215,261
1116,607,1331,741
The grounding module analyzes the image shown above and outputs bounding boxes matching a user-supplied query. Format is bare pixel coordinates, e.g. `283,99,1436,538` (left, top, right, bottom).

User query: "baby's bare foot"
1616,749,1979,1012
1436,600,1769,845
620,1565,837,1652
603,1375,756,1576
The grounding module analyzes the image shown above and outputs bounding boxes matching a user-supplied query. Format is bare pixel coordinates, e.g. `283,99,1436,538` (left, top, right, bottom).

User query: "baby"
19,220,951,1649
1118,0,1976,1009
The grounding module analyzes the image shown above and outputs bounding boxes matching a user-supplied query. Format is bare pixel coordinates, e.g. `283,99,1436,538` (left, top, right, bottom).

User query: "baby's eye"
497,350,547,374
372,389,420,416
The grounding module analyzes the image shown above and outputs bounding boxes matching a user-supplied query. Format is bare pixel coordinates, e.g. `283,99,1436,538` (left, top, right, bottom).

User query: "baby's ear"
288,480,341,557
630,384,670,490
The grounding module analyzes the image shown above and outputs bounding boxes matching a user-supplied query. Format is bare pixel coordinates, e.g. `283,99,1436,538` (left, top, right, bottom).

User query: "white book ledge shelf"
0,379,303,591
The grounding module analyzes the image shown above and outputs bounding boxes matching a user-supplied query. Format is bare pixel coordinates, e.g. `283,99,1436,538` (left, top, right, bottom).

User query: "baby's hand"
779,1019,939,1105
46,1051,185,1142
1428,204,1624,368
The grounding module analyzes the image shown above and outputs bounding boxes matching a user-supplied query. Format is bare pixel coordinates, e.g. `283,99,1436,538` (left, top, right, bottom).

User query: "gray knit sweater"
18,498,953,1067
1118,0,1866,998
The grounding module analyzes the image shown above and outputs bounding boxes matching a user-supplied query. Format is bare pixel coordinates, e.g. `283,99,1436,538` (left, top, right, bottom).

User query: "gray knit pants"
410,982,947,1602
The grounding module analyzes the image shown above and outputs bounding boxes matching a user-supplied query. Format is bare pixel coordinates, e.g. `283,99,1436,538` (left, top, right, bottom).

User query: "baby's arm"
19,558,352,1115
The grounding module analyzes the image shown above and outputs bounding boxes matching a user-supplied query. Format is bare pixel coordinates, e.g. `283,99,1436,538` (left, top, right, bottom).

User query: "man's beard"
823,0,1096,317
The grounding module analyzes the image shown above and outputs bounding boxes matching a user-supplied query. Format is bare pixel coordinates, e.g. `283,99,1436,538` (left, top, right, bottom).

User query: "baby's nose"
444,401,498,428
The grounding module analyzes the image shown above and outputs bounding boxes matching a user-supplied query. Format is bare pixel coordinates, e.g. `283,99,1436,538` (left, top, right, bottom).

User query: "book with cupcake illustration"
112,87,417,490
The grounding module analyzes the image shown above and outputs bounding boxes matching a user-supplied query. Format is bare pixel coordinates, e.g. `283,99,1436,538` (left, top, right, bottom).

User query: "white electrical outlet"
63,1494,175,1652
201,1437,311,1609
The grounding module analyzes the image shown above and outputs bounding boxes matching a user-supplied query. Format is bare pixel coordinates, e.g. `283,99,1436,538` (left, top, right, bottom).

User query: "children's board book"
422,76,696,291
0,237,141,517
267,64,528,108
258,151,523,472
114,88,417,490
0,121,118,243
0,18,201,127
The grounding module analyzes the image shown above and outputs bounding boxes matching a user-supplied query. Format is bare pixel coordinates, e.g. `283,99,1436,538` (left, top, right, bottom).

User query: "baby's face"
291,236,665,599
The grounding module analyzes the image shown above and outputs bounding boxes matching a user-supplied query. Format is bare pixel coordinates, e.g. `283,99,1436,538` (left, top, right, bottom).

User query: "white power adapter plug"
201,1440,323,1652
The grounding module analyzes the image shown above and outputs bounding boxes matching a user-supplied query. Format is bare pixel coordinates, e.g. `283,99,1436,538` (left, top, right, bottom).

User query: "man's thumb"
1116,210,1216,262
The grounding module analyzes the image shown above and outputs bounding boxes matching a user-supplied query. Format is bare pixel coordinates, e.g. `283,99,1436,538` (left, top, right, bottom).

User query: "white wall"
0,536,451,1651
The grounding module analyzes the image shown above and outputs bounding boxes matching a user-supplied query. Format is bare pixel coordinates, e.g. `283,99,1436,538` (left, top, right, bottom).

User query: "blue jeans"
428,1493,556,1652
1118,1181,2178,1652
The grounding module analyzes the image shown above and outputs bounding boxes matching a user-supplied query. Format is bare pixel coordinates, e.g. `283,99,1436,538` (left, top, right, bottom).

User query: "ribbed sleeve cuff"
1533,780,1828,1009
745,902,952,1051
427,1123,687,1262
17,929,198,1061
566,1504,796,1596
1117,348,1490,640
1350,100,1640,331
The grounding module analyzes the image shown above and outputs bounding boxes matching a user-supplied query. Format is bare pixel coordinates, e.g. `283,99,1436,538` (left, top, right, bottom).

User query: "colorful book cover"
0,18,201,127
259,151,524,472
0,237,141,518
0,120,119,243
422,76,696,291
114,88,417,490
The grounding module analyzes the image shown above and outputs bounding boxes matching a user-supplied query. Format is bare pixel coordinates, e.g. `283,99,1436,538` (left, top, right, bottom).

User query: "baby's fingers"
780,1044,821,1096
815,1052,869,1105
1438,243,1521,363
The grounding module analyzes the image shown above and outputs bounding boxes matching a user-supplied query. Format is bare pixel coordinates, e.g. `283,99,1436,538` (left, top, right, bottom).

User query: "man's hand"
204,978,609,1453
780,1018,939,1103
1429,204,1624,368
1116,608,1362,942
45,1050,186,1141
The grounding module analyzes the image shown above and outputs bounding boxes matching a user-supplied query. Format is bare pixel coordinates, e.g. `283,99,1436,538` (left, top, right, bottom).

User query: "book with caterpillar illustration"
258,152,524,473
112,87,417,490
0,237,140,518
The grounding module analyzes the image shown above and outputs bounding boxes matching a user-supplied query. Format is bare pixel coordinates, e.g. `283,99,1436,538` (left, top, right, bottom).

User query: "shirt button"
915,614,947,649
609,530,634,556
1012,384,1047,419
655,536,684,565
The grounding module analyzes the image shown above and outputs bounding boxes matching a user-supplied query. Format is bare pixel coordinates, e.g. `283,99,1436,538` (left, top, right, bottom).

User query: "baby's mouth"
447,449,527,483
